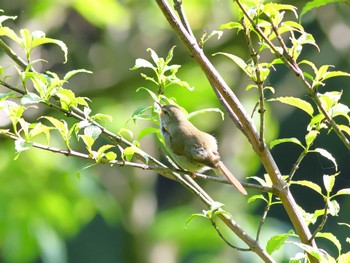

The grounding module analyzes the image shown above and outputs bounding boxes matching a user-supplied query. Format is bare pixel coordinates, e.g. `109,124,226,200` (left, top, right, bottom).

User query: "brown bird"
158,104,247,195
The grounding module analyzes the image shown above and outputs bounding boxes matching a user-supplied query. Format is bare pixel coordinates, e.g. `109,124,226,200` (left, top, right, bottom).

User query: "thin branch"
155,0,318,261
309,201,329,242
256,202,271,242
241,16,266,150
173,0,196,40
211,219,251,251
236,0,350,151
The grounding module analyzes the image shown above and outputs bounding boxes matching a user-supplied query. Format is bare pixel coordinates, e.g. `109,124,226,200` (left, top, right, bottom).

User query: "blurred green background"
0,0,350,262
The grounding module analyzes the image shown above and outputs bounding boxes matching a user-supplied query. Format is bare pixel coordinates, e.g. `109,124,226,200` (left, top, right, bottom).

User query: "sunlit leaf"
21,92,42,105
301,0,346,18
118,128,133,141
270,97,314,116
269,137,304,149
247,194,267,204
315,232,341,255
213,52,250,76
333,188,350,197
305,130,319,148
323,174,335,193
84,125,102,140
123,146,135,161
266,230,294,254
187,108,224,121
63,69,92,81
327,199,340,216
292,180,323,196
131,58,154,70
219,21,243,31
313,148,338,172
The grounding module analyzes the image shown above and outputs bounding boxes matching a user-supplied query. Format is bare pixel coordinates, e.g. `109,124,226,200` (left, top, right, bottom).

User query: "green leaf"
131,58,155,70
305,130,319,148
301,0,346,18
270,97,314,116
136,87,158,102
333,188,350,197
316,232,341,255
104,151,117,161
323,174,335,194
84,125,102,140
187,108,224,121
292,180,323,196
327,199,340,216
118,128,133,141
266,230,294,254
147,48,160,65
0,14,17,25
0,26,21,43
96,144,115,162
63,69,92,81
14,139,33,153
21,92,42,105
138,127,159,141
213,52,250,76
165,46,176,64
31,33,68,63
79,134,95,149
219,21,243,31
269,137,304,149
123,146,135,161
288,241,332,262
313,148,338,172
247,194,267,204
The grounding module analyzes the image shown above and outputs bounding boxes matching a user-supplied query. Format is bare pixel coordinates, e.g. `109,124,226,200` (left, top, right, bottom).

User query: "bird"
158,103,247,195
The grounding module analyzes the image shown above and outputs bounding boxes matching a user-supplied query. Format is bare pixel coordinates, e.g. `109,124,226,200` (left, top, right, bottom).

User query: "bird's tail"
217,162,247,195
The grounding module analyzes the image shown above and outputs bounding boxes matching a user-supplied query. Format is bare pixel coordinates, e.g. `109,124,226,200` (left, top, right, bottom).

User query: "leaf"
269,137,304,149
0,14,17,25
14,139,33,153
96,144,115,162
21,92,42,105
213,52,249,76
187,108,224,121
301,0,346,18
333,188,350,197
305,130,319,148
288,241,332,262
63,69,92,81
323,174,335,194
131,58,155,70
219,21,243,31
270,97,314,116
313,148,338,172
31,33,68,63
327,199,340,216
316,232,341,255
123,146,135,161
138,127,159,141
292,180,323,196
136,87,158,102
266,230,294,254
79,134,95,149
84,125,102,140
118,128,133,141
337,252,350,263
247,194,267,204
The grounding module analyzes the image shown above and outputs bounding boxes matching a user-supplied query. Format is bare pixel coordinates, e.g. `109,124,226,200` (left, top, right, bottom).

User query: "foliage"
1,0,350,262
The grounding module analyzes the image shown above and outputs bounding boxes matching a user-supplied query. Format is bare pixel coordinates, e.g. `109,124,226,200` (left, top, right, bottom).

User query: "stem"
236,0,350,151
155,0,318,261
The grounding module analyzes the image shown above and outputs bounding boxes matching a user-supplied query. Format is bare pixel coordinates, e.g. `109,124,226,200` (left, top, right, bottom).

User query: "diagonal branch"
155,0,319,262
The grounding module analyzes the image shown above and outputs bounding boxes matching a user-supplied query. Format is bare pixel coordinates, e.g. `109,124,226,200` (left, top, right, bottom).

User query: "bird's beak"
155,101,163,116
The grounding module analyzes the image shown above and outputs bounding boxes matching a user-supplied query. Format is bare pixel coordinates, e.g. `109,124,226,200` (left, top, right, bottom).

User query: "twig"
235,0,350,151
211,219,251,251
155,0,318,261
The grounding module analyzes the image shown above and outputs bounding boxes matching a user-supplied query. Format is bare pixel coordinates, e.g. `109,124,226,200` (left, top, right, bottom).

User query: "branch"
155,0,318,261
236,0,350,151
